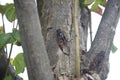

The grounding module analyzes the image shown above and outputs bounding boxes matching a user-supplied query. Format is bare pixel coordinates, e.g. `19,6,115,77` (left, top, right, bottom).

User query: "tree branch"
14,0,54,80
86,0,120,79
89,0,120,54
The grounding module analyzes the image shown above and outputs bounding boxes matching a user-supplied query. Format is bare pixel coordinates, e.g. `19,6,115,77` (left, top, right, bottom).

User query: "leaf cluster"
0,3,25,80
80,0,107,15
0,30,21,48
4,53,25,80
0,3,16,22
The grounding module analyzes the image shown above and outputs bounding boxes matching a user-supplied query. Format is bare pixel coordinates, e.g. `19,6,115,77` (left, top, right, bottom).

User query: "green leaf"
100,0,107,7
79,0,85,8
5,4,16,22
0,33,11,47
0,4,15,15
13,53,25,74
12,29,22,46
4,75,13,80
0,31,21,48
0,5,6,14
0,26,3,34
10,58,14,65
13,30,21,42
84,0,95,5
90,0,106,15
90,0,100,11
111,43,118,53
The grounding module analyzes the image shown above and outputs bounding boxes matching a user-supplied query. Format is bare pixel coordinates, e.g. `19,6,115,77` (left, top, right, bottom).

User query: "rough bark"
37,0,74,78
14,0,53,80
83,0,120,80
31,0,119,80
37,0,89,79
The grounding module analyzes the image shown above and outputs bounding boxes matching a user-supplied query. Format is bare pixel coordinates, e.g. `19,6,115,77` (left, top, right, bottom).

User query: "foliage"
80,0,107,15
0,4,20,47
0,3,25,79
0,3,16,22
83,0,95,5
4,75,13,80
0,26,3,34
0,30,21,48
90,0,107,15
111,43,118,53
13,53,25,74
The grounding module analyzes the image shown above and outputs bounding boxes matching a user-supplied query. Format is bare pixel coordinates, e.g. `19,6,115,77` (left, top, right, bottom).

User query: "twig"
89,11,92,45
74,0,80,79
5,20,17,77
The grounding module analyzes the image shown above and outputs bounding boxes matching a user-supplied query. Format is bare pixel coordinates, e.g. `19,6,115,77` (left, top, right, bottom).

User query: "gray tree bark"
14,0,54,80
82,0,120,80
12,0,120,80
37,0,120,80
37,0,89,79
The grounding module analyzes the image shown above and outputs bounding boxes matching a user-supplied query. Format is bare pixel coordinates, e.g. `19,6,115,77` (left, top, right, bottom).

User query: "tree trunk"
37,0,89,79
12,0,120,80
37,0,120,80
14,0,54,80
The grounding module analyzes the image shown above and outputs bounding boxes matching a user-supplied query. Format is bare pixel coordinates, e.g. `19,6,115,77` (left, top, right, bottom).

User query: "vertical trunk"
37,0,89,79
38,0,76,75
37,0,120,80
14,0,54,80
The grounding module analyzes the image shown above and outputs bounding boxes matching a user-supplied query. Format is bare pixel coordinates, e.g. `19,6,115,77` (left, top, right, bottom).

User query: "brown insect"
56,29,69,55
